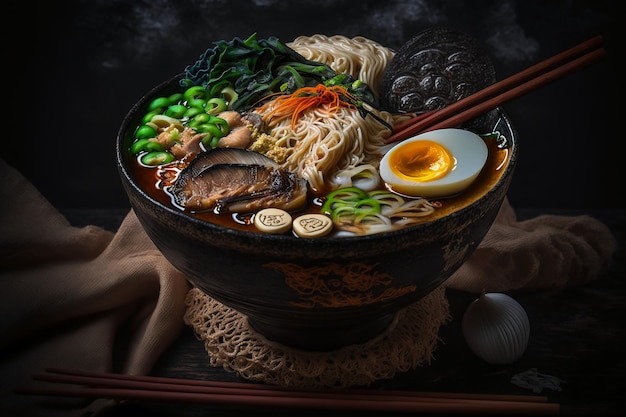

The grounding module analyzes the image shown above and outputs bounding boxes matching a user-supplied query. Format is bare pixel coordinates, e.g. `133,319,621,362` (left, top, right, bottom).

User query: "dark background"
5,0,622,211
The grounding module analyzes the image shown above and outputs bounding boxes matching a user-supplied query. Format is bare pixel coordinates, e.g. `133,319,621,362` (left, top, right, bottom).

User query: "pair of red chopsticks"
386,35,607,144
15,367,559,415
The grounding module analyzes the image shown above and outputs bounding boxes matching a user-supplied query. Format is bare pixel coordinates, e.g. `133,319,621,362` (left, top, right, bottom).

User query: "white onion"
462,292,530,365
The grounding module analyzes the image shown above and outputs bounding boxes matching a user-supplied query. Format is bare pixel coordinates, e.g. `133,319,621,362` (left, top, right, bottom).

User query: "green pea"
205,98,227,115
141,151,174,166
148,97,170,111
165,104,187,118
135,125,157,140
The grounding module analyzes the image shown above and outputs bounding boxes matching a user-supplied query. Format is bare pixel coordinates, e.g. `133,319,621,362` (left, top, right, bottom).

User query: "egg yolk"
388,140,454,182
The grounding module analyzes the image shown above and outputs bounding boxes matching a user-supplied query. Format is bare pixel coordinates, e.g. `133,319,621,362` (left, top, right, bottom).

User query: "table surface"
62,207,625,417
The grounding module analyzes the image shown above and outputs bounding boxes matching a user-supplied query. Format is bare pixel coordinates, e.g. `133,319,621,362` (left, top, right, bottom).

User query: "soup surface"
126,34,512,236
129,129,510,234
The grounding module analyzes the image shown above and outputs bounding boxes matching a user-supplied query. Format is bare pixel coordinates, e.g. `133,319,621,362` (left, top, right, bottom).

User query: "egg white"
379,128,488,198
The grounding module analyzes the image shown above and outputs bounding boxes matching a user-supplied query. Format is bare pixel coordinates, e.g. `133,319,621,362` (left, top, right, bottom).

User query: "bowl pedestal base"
184,287,450,387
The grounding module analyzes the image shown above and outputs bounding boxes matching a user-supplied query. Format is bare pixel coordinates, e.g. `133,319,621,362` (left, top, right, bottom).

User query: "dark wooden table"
63,207,626,417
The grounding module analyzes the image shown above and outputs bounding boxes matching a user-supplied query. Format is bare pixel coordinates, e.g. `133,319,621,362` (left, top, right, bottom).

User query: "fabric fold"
445,198,617,293
0,160,190,417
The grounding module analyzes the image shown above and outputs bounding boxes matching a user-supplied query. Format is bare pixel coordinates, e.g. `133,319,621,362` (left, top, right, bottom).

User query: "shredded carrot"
257,84,360,130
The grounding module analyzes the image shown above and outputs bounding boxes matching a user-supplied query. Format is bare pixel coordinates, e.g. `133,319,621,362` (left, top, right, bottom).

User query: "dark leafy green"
180,33,378,113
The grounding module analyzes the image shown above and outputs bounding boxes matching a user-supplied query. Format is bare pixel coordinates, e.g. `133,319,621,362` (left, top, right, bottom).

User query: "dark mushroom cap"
379,27,496,118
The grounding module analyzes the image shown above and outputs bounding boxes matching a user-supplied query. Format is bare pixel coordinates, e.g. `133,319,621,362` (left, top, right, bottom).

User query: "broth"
128,130,510,235
125,34,515,236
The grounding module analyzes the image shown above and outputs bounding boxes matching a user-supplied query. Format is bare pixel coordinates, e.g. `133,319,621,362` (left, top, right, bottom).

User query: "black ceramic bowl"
116,74,518,351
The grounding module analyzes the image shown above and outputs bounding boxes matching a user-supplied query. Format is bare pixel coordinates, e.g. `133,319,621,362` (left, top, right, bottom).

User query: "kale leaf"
181,33,377,112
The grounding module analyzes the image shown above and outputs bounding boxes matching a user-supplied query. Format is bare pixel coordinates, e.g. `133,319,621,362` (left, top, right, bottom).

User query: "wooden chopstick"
35,367,549,403
385,35,606,144
14,368,560,415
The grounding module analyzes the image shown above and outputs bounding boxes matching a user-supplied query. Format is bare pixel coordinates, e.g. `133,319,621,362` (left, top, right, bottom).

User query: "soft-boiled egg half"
379,128,488,198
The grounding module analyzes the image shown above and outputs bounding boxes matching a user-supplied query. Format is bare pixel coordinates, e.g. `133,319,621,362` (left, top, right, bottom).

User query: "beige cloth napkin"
445,198,618,292
0,159,190,416
0,157,617,415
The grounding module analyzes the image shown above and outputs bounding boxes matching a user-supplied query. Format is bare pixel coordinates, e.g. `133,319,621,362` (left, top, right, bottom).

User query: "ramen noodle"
288,35,394,98
249,35,405,193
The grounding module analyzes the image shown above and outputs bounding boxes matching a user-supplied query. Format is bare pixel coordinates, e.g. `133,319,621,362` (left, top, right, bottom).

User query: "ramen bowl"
116,74,518,351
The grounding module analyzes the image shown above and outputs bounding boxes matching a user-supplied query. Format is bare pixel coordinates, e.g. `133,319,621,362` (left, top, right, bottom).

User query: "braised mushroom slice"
184,147,279,177
214,166,308,214
168,148,307,214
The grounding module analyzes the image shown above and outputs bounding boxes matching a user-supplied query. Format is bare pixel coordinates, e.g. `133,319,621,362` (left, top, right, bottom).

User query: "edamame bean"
148,97,170,111
131,138,164,154
187,98,206,109
141,110,161,125
165,104,187,118
167,93,183,104
141,151,174,166
196,123,224,136
135,125,158,140
190,113,212,125
131,139,151,154
183,107,203,118
209,135,220,148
